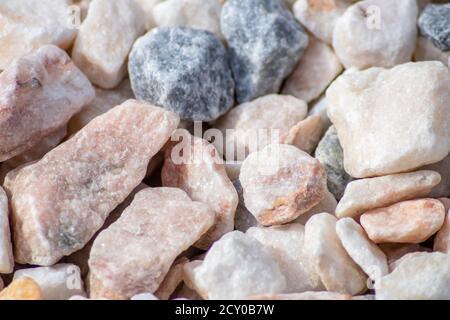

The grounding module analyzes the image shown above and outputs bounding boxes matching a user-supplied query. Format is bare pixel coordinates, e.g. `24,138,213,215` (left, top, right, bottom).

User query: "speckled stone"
129,27,234,121
419,3,450,52
221,0,308,103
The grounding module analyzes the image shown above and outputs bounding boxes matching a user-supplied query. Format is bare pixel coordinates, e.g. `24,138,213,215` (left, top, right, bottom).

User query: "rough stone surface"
360,199,445,244
10,100,179,266
221,0,308,103
89,188,215,300
233,180,259,232
422,154,450,198
129,27,234,122
0,187,13,274
327,61,450,178
418,3,450,52
294,189,337,225
240,144,327,226
0,45,95,162
333,0,418,69
415,36,450,67
336,170,441,219
0,277,42,300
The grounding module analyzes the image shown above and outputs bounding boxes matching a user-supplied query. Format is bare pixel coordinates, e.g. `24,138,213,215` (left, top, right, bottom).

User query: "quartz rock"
294,189,337,225
129,27,234,122
418,3,450,52
284,116,326,155
233,180,259,232
360,199,445,244
0,277,42,300
327,61,450,178
0,45,95,162
154,258,189,300
10,100,179,266
89,188,215,299
0,187,13,274
250,291,352,300
336,170,441,219
240,144,327,226
422,154,450,198
333,0,418,69
415,36,450,67
221,0,308,103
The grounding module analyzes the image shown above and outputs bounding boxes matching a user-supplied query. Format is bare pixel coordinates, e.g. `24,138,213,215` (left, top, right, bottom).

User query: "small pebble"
418,3,450,52
0,277,42,300
434,200,450,253
0,187,13,274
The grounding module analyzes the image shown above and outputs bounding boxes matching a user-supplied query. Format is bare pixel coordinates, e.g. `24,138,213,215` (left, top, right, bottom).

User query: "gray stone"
221,0,308,103
128,27,234,121
419,3,450,52
232,180,259,232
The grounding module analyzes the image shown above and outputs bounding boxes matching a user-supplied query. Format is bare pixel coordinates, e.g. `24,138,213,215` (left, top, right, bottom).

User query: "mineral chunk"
0,277,42,300
0,187,13,274
415,36,450,67
418,3,450,52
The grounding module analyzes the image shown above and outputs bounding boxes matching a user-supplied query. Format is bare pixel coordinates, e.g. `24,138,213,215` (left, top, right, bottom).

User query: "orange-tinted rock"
0,277,42,300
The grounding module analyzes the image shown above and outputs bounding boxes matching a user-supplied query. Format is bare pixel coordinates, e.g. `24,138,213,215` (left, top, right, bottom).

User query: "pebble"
284,115,326,155
314,126,352,200
135,0,163,30
0,0,77,70
294,189,337,225
0,187,13,274
304,213,367,295
88,187,215,299
232,180,259,233
0,277,42,300
307,96,332,132
131,293,159,300
221,0,308,103
250,292,352,300
360,199,445,244
418,3,450,52
422,154,450,198
71,0,145,89
10,100,179,266
415,36,450,67
13,264,85,300
336,170,441,219
240,144,327,226
282,36,342,103
336,218,388,282
332,0,418,69
379,243,432,272
0,45,95,162
327,61,450,178
434,201,450,253
129,27,234,122
190,231,286,300
161,135,238,248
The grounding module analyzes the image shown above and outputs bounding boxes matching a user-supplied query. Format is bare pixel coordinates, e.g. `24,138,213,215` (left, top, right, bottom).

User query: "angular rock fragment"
0,45,95,162
233,180,259,232
0,277,42,300
250,292,352,300
379,243,432,272
72,0,145,89
129,27,234,121
240,144,327,226
221,0,308,103
0,187,13,274
418,3,450,52
415,37,450,67
360,199,445,244
327,62,450,178
294,189,337,225
89,188,215,299
10,100,179,266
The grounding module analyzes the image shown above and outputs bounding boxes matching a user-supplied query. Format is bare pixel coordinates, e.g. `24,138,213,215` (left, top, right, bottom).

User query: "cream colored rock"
336,218,388,281
191,231,286,300
240,144,327,226
0,187,13,274
89,188,215,300
131,293,159,300
135,0,163,30
246,224,323,293
250,291,352,300
327,61,450,178
11,100,179,266
0,0,77,70
435,207,450,254
283,36,342,103
284,116,325,154
422,154,450,198
233,180,259,232
333,0,418,69
154,258,189,300
360,199,445,244
336,170,441,218
294,189,337,225
304,213,367,295
0,45,94,162
415,36,450,67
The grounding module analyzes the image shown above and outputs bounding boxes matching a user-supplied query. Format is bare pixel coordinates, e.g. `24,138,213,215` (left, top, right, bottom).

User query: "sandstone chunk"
327,61,450,178
360,199,445,244
418,3,450,52
10,100,179,266
240,144,327,226
0,187,13,274
0,277,42,300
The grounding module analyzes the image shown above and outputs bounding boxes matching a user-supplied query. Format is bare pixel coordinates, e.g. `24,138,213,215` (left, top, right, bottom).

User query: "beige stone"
0,187,13,274
135,0,163,30
233,180,259,232
0,277,42,300
294,189,337,225
415,36,450,67
284,116,326,154
250,291,352,300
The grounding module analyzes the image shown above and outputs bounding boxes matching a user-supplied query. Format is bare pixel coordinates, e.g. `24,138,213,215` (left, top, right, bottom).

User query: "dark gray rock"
221,0,308,103
419,3,450,52
128,27,235,122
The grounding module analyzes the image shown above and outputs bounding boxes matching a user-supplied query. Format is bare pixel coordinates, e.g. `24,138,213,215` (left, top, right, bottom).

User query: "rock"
422,154,450,198
250,291,352,300
293,0,350,44
336,218,388,282
308,96,332,130
284,115,326,155
129,27,234,122
0,277,42,300
135,0,163,30
214,94,308,161
315,126,352,199
360,199,445,244
294,189,337,225
282,35,342,103
131,293,159,300
162,134,238,248
0,187,13,274
240,144,327,226
375,252,450,300
246,224,324,292
304,213,367,295
190,231,286,300
327,61,450,178
336,170,441,219
0,45,95,162
0,0,77,70
89,188,215,299
418,3,450,52
13,264,85,300
333,0,418,69
233,180,259,232
10,100,179,266
435,206,450,254
153,0,223,40
155,258,189,300
71,0,144,89
415,36,450,67
379,243,432,272
221,0,308,103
